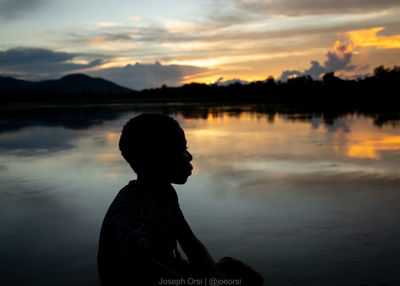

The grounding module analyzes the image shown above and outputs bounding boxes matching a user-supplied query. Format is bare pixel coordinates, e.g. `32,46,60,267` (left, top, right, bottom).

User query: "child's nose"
185,150,193,161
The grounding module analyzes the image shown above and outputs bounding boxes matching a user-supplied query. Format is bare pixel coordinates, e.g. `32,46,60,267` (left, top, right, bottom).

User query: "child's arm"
176,213,226,277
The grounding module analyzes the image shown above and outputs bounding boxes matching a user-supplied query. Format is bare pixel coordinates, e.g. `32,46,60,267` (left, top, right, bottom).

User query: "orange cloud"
347,27,400,49
333,40,354,58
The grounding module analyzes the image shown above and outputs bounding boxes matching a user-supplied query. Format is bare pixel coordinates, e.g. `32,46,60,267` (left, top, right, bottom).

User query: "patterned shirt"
97,180,187,285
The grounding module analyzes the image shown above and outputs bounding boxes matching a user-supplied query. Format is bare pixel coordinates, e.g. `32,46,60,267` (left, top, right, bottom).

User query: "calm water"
1,105,400,286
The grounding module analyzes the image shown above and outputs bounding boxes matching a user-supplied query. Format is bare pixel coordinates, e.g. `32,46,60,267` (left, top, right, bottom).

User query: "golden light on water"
185,112,400,162
333,125,400,160
105,132,120,145
347,135,400,159
96,153,121,164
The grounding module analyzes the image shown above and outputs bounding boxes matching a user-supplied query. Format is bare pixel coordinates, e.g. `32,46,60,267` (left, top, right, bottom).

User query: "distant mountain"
0,76,33,94
0,73,132,95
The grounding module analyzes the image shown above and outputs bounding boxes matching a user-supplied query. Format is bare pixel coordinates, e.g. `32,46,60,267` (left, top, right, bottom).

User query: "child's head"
119,113,193,184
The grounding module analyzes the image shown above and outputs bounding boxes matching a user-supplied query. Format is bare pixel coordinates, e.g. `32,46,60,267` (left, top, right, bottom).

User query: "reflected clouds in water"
1,107,400,286
0,127,74,154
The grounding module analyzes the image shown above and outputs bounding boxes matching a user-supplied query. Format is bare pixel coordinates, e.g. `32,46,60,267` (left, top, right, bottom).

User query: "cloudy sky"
1,0,400,89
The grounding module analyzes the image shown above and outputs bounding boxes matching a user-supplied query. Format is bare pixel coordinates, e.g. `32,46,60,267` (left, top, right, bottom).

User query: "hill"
0,74,132,96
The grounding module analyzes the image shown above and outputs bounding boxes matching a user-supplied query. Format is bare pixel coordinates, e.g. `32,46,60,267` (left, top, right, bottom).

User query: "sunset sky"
1,0,400,90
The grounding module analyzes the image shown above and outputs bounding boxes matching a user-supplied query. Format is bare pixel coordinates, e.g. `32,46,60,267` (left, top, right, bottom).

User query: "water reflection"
0,106,400,286
343,134,400,160
1,103,400,134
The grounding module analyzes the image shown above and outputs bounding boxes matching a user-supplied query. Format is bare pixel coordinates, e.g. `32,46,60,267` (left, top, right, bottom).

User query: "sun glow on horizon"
57,25,400,87
2,0,400,90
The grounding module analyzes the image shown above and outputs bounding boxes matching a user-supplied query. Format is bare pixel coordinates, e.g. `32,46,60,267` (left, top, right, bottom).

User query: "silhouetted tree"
322,72,340,85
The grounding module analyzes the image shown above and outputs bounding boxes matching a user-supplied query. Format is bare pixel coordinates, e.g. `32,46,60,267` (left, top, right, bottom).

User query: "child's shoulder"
106,181,156,217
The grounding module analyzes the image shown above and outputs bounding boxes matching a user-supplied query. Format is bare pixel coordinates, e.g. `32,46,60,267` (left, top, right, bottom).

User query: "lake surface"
1,105,400,286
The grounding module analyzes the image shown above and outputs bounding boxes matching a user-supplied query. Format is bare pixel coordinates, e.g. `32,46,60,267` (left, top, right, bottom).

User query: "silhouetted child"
97,113,263,286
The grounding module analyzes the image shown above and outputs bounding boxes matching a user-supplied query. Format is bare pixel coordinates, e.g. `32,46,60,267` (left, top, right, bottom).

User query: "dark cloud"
279,70,303,81
87,61,209,90
0,47,209,89
0,47,73,65
0,0,45,20
0,47,105,79
83,28,197,46
206,0,259,27
279,42,355,81
325,43,355,72
279,61,326,81
234,0,400,16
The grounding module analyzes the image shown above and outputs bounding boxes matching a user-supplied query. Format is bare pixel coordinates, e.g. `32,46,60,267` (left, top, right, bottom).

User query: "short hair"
119,113,184,173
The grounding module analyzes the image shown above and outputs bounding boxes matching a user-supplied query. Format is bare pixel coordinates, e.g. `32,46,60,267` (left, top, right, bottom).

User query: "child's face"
169,134,193,184
157,132,193,185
